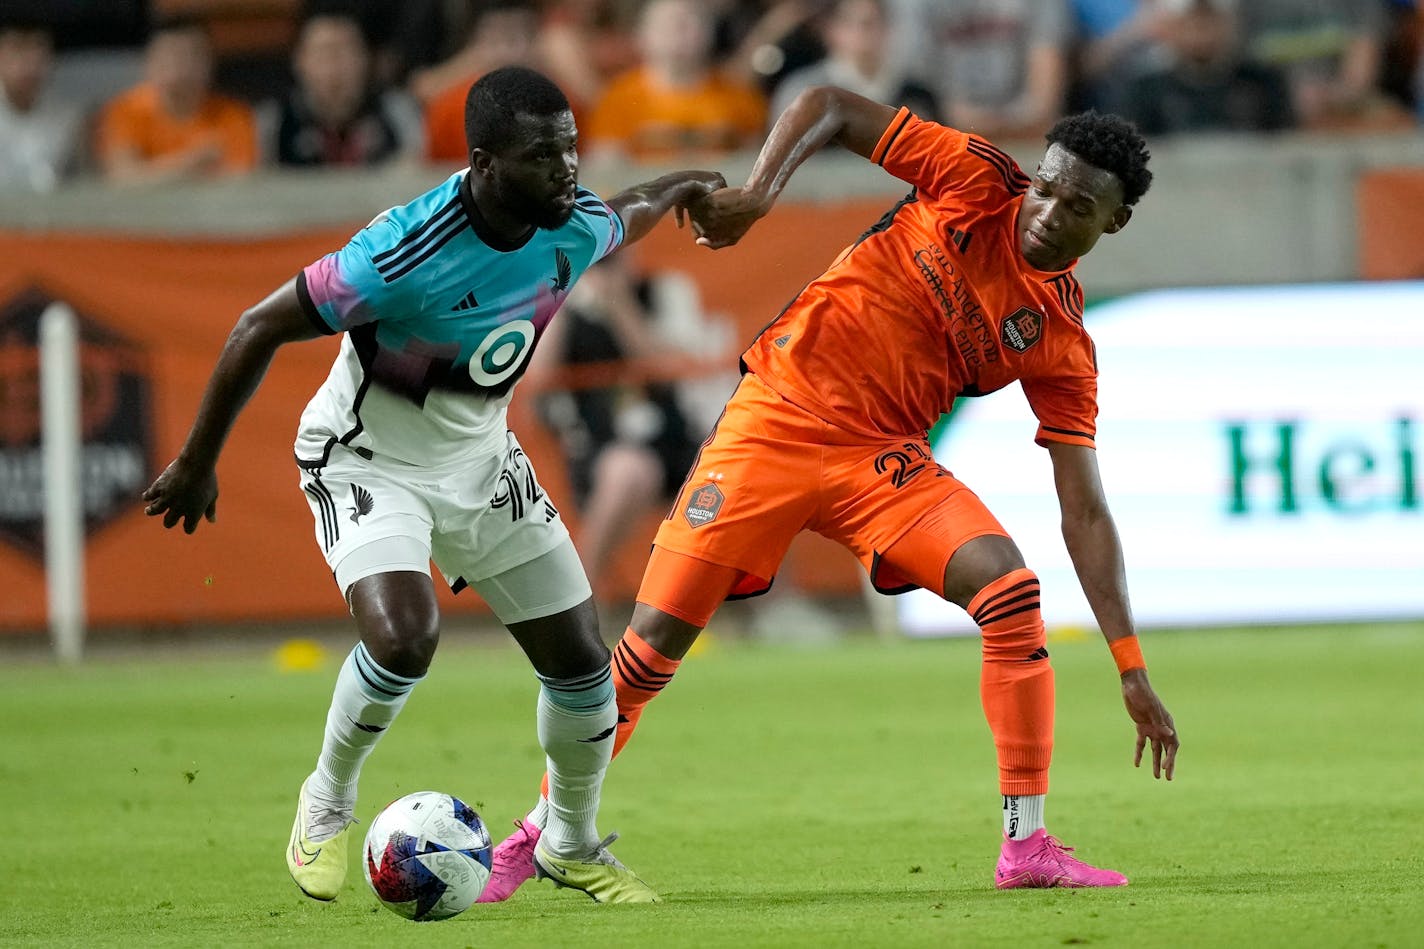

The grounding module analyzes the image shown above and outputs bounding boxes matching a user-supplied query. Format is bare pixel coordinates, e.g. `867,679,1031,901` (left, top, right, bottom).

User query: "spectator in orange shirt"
97,17,257,184
537,0,642,113
421,0,543,164
586,0,768,161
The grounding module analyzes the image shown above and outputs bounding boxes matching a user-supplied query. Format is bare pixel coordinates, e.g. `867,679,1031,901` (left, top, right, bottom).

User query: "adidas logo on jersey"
451,290,478,311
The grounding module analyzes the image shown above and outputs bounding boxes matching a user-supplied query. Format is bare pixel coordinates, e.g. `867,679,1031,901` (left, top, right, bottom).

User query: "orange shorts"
652,373,1008,598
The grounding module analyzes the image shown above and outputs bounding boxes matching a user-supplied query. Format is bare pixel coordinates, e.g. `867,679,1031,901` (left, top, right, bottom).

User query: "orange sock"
969,568,1054,797
538,627,681,801
609,627,681,758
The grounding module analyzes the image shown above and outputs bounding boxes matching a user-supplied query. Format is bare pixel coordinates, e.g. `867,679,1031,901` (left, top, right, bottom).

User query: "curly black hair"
1045,112,1153,206
465,66,571,154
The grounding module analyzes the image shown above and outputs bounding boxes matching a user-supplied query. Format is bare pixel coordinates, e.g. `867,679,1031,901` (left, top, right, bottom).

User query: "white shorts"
297,432,591,624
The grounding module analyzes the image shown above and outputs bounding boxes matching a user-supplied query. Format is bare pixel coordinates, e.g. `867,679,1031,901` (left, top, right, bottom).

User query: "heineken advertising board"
899,281,1423,635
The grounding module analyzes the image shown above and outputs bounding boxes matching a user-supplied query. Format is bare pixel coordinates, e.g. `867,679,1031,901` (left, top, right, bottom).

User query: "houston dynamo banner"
899,281,1424,635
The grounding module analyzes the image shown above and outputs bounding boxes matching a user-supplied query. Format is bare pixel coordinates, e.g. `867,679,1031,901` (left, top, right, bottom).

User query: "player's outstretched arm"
142,280,321,533
606,170,727,246
1046,441,1180,780
688,87,899,250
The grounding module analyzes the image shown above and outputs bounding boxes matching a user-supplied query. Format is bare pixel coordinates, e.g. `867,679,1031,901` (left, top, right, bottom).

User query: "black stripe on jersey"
875,110,913,166
967,138,1032,187
855,189,918,247
295,271,338,336
575,203,609,219
1047,273,1084,323
1042,425,1094,442
371,196,460,265
378,213,469,283
966,139,1030,194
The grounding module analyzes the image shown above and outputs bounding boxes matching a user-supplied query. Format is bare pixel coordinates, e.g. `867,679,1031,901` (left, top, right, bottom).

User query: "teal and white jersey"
294,169,624,469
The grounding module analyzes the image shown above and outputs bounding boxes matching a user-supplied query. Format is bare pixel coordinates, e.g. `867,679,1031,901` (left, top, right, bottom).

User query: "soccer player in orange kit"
482,85,1180,898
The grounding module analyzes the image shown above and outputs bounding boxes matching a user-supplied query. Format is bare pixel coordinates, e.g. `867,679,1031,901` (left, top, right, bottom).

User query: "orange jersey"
97,83,257,173
741,107,1098,449
585,67,766,160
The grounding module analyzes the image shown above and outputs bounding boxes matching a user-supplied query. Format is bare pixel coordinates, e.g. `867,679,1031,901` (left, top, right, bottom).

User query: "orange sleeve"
1024,326,1099,449
871,108,1032,204
1025,373,1098,449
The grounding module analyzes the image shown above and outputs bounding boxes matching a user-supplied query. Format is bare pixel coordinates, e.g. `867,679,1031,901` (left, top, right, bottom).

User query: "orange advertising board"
0,196,892,630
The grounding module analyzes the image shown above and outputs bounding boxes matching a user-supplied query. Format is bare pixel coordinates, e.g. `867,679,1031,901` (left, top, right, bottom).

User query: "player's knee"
970,566,1047,662
563,636,612,680
361,600,440,677
942,535,1026,606
630,602,702,662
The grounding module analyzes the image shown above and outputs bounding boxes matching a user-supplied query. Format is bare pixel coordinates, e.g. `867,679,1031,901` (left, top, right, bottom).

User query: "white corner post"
40,302,86,664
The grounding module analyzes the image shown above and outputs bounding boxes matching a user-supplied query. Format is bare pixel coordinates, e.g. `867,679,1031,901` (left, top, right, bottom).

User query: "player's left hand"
1120,668,1178,780
671,171,728,230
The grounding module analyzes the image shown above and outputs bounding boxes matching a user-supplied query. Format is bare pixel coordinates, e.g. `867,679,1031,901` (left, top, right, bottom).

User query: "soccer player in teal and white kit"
142,66,723,905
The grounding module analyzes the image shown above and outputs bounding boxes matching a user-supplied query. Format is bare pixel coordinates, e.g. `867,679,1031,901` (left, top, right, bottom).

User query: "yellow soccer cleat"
533,833,660,904
285,777,355,901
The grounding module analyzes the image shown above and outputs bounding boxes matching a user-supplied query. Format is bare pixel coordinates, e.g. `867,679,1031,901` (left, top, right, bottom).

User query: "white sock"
523,797,549,830
535,666,616,859
309,642,422,807
1003,794,1046,840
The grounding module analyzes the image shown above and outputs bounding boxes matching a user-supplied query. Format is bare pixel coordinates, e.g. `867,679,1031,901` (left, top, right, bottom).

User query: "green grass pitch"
3,622,1421,948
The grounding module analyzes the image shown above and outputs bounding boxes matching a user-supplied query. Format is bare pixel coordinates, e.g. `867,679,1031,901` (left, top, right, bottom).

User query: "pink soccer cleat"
994,829,1129,889
476,820,542,903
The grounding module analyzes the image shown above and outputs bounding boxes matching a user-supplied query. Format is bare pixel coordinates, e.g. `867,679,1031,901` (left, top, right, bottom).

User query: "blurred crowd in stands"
2,0,1422,193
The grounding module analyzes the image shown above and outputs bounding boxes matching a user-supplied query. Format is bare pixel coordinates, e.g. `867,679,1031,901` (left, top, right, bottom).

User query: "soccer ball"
362,791,493,921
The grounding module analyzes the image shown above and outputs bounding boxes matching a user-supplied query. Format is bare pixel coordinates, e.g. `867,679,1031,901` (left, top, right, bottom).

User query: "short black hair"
1045,112,1153,206
464,66,570,153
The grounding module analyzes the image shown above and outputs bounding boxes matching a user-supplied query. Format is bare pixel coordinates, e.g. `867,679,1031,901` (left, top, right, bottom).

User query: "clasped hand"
677,186,769,250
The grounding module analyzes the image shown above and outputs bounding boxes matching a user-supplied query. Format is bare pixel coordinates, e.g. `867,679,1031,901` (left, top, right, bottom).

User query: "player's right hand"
142,458,218,534
1121,669,1179,780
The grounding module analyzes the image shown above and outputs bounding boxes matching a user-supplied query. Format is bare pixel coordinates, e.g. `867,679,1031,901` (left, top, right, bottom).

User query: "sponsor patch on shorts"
684,483,725,528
